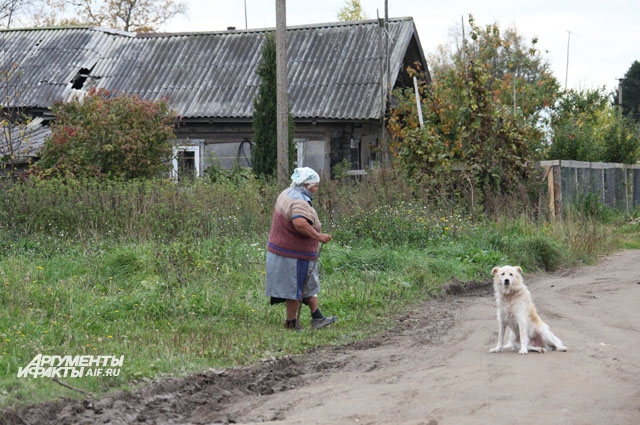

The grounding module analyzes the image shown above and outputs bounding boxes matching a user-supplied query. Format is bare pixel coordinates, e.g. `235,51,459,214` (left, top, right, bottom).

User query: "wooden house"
0,18,429,178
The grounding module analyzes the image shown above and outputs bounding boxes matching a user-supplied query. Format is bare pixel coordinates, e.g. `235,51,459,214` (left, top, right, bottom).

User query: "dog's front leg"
490,313,505,353
517,321,529,354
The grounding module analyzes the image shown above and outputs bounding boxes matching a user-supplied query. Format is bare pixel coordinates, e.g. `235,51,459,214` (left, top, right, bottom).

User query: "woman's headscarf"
290,167,320,188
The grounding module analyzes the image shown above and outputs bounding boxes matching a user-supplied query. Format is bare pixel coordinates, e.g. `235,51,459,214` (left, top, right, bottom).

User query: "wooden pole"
275,0,289,187
547,166,556,219
552,164,562,219
618,78,623,115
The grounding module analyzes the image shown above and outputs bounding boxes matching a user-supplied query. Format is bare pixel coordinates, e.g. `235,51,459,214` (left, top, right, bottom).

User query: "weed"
0,175,636,408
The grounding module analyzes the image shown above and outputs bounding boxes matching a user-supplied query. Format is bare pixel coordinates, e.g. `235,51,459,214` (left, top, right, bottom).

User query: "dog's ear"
515,266,523,274
491,267,500,275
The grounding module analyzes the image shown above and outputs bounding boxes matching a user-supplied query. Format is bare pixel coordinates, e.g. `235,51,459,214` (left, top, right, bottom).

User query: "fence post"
634,167,640,210
552,163,562,218
624,165,630,213
605,167,616,209
541,160,563,219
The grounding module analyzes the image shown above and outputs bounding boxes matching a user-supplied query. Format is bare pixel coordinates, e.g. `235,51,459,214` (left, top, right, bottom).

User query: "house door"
296,139,326,176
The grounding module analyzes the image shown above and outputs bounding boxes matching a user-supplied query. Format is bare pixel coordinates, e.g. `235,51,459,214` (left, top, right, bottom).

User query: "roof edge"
136,17,416,38
0,26,136,37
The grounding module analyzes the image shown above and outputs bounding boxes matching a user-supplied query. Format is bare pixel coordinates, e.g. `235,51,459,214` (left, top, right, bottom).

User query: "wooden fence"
540,160,640,218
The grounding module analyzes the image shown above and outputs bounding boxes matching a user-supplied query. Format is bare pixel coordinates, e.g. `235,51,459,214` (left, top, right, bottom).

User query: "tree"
547,88,640,164
337,0,367,21
546,89,609,161
33,88,177,179
430,16,558,134
28,0,186,32
0,0,35,28
618,60,640,122
388,16,559,205
251,32,294,179
28,1,84,27
601,115,640,164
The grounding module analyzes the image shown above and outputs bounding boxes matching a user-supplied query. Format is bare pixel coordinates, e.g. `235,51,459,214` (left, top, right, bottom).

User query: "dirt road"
4,250,640,425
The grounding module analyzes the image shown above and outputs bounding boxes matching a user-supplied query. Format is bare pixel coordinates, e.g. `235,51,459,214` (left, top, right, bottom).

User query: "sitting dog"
489,265,567,354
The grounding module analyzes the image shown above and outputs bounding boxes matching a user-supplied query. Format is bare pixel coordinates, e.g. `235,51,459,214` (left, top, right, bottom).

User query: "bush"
32,89,177,180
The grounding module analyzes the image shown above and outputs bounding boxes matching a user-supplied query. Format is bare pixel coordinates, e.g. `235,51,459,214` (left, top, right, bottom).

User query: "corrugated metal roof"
0,18,427,121
3,117,49,160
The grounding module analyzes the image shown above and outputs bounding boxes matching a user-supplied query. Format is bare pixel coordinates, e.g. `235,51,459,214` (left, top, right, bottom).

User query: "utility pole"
384,0,390,101
275,0,289,187
618,78,624,115
382,0,390,167
244,0,248,29
564,31,571,90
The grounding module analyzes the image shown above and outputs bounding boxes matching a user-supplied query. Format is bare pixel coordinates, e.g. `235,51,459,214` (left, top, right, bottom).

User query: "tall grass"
0,170,637,409
0,176,277,241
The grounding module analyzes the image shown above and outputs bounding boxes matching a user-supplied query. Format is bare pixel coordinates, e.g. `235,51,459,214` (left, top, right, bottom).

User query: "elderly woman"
266,167,336,330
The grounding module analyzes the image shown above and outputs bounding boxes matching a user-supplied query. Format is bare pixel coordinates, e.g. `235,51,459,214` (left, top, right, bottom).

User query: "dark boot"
284,318,301,331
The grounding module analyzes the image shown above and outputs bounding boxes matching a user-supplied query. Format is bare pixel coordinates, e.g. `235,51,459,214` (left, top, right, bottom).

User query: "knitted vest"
267,188,320,261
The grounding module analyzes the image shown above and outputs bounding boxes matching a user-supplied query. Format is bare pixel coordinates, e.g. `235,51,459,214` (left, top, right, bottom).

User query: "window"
350,138,361,170
172,142,203,181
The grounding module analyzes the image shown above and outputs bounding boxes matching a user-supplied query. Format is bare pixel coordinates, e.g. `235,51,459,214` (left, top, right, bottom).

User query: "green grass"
1,176,639,409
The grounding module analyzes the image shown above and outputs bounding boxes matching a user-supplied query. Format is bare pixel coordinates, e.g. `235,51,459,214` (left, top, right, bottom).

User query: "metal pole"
413,76,424,128
276,0,289,187
244,0,248,29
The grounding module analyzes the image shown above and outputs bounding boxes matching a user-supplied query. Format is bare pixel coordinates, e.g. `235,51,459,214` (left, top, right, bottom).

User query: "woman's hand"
318,233,332,243
293,217,331,243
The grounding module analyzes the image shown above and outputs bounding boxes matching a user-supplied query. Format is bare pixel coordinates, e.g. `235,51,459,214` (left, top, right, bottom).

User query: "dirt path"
4,250,640,425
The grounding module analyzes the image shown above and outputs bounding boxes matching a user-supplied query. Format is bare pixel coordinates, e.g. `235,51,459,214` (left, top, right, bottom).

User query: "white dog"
489,265,567,354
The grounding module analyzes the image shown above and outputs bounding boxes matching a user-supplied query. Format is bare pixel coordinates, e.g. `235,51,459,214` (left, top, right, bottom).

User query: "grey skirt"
265,251,320,300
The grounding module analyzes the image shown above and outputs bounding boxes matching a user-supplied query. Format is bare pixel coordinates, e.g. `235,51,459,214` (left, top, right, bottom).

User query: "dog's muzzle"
503,279,510,286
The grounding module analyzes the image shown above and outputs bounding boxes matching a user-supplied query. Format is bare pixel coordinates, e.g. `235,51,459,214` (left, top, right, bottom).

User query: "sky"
161,0,640,93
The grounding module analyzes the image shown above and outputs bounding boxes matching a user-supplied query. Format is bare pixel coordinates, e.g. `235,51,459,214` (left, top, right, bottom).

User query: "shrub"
32,89,177,180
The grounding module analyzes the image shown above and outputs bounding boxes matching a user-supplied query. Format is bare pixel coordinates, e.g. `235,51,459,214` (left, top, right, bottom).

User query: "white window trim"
172,141,203,180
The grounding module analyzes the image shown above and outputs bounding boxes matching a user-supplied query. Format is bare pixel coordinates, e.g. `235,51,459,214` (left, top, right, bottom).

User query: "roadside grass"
0,175,638,409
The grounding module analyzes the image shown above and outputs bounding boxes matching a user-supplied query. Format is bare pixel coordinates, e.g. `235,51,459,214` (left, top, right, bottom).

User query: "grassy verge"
0,175,638,409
